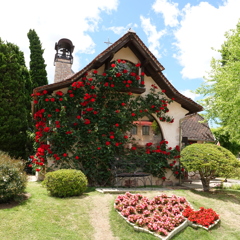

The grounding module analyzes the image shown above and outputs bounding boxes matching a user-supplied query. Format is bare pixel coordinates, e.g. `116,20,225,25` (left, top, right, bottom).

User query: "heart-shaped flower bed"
114,192,220,240
114,192,190,239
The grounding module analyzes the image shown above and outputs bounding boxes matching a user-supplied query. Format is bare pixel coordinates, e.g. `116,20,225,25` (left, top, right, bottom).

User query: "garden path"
88,193,119,240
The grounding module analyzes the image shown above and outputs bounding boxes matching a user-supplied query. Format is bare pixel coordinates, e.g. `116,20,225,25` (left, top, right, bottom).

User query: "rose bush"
31,60,178,185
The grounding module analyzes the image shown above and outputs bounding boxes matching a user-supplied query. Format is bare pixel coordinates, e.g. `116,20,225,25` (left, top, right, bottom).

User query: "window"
130,125,137,135
142,125,150,135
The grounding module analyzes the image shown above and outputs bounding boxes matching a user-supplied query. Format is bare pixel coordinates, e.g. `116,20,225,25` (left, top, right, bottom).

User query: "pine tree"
27,29,48,90
0,39,31,159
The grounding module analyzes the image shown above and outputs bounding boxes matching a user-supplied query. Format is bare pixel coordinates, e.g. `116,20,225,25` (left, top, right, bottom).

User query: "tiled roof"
181,113,215,142
33,31,203,114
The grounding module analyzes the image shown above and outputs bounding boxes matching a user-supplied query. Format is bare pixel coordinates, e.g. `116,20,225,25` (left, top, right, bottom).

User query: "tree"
0,39,31,159
181,143,240,191
27,29,48,90
212,127,240,157
196,21,240,144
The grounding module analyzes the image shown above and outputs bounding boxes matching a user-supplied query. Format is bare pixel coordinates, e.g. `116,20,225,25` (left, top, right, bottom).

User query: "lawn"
0,182,240,240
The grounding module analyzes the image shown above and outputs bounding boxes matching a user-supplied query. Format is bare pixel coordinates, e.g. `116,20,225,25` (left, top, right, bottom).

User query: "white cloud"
106,23,138,35
173,0,240,79
152,0,180,27
140,16,166,59
0,0,118,83
180,89,200,100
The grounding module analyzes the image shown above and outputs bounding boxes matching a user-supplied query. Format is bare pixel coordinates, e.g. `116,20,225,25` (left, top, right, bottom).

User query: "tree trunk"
201,177,210,192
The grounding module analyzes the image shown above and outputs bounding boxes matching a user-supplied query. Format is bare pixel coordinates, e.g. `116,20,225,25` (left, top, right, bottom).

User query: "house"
181,113,215,146
33,30,212,185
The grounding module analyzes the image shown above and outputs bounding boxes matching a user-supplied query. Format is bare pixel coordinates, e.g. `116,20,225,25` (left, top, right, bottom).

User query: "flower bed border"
188,219,220,231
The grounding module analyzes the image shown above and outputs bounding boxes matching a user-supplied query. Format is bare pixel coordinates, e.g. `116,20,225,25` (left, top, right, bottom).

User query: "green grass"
0,182,95,240
1,182,240,240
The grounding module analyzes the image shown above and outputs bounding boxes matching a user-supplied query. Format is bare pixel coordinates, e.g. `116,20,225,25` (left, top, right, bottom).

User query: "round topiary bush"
0,151,27,203
42,169,88,198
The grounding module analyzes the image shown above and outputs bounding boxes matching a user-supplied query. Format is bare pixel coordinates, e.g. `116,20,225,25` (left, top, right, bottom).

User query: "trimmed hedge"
42,169,88,198
0,151,27,203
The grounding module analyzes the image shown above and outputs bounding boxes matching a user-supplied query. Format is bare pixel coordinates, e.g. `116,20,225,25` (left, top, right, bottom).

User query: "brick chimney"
54,38,74,83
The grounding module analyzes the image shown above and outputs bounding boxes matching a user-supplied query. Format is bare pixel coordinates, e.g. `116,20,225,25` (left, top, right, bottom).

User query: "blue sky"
1,0,240,105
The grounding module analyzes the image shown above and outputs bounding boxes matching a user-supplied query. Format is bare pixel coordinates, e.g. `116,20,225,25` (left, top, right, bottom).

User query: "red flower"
91,86,95,89
110,135,114,139
162,176,166,180
124,135,128,139
162,89,166,93
131,113,136,117
84,119,91,124
121,103,126,106
111,63,116,68
140,81,145,85
76,115,81,119
36,168,40,172
93,70,98,74
56,91,63,96
55,109,60,112
43,127,50,132
69,93,74,97
115,123,119,127
135,63,141,67
102,73,107,76
75,156,80,160
131,146,137,150
97,147,101,150
146,142,152,147
28,164,32,168
63,153,68,157
106,141,111,146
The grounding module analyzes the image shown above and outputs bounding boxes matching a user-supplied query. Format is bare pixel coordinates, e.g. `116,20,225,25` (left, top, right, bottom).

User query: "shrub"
42,169,88,198
181,143,240,191
0,151,27,203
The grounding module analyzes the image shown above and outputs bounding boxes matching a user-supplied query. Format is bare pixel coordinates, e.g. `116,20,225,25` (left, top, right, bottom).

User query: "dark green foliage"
42,169,88,198
0,151,27,203
27,29,48,90
181,143,240,191
0,38,31,159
